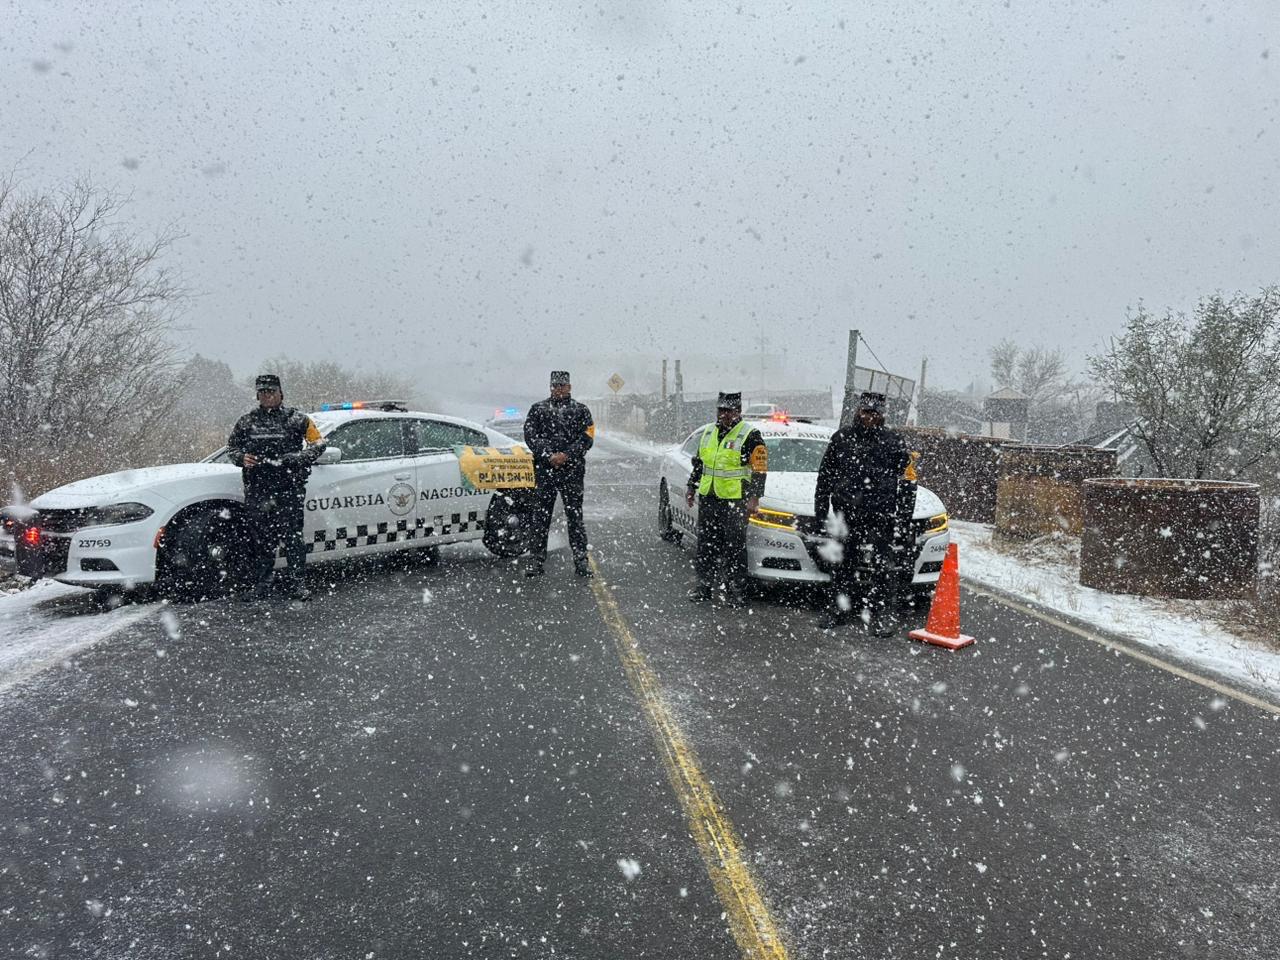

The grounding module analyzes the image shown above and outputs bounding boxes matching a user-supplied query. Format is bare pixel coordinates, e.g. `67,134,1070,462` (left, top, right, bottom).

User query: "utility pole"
674,359,684,436
661,358,668,402
756,326,768,392
839,329,861,428
914,356,928,426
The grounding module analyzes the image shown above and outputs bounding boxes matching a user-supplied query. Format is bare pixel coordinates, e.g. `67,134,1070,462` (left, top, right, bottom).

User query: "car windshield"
762,437,828,473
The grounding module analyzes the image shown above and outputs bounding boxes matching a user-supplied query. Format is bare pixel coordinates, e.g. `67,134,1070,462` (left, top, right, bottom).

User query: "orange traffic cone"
909,542,975,650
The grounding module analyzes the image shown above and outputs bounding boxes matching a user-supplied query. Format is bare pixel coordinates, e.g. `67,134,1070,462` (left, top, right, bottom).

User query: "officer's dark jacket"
687,420,768,500
226,405,326,502
523,396,595,477
814,423,908,526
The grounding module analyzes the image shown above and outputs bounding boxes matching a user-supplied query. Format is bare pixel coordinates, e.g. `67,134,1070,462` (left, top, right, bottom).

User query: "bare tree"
1089,288,1280,479
988,338,1068,404
0,178,184,494
988,339,1021,391
245,357,421,413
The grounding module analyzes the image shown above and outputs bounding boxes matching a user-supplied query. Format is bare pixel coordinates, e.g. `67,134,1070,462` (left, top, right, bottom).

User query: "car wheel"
158,506,251,601
483,492,532,558
658,483,682,544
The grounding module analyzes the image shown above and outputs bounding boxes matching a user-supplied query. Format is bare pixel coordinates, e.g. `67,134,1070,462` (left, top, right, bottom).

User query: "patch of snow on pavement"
594,431,674,459
950,520,1280,703
0,580,154,696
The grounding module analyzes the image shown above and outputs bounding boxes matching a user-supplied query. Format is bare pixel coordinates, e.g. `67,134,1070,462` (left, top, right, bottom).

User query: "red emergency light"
22,525,41,546
768,411,790,423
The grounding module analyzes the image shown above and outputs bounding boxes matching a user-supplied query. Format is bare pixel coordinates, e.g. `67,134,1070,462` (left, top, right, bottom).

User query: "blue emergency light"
317,399,407,413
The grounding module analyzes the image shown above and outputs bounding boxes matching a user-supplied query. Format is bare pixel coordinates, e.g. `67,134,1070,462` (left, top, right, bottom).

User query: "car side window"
325,419,407,461
412,419,488,452
681,430,703,458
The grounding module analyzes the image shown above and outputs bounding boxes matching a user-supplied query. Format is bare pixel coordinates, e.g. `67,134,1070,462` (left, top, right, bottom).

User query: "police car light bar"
319,399,408,412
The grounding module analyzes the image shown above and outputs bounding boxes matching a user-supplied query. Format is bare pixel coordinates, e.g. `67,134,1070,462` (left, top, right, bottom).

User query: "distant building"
917,389,985,435
982,387,1030,440
1074,402,1151,477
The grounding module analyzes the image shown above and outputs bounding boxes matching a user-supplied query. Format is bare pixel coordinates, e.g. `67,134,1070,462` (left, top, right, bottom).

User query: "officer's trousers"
528,472,588,564
829,519,896,619
695,495,748,596
246,494,307,585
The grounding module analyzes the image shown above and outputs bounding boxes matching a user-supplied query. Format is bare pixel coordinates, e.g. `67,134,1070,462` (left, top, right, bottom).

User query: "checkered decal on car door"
279,511,486,558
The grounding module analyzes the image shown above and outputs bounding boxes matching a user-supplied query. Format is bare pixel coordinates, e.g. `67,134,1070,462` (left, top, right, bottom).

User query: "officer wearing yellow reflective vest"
685,391,768,606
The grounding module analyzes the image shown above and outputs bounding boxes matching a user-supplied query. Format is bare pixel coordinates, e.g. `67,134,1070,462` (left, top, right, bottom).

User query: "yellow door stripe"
587,557,790,959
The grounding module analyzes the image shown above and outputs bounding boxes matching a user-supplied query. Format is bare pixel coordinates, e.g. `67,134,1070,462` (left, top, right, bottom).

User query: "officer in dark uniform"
813,391,910,634
226,374,327,601
522,370,595,578
685,391,768,606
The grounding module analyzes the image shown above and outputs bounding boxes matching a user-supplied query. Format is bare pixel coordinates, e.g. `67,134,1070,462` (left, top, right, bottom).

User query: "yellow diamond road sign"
608,373,625,393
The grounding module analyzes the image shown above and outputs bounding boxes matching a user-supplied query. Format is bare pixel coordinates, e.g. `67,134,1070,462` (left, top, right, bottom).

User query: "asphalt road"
2,440,1278,959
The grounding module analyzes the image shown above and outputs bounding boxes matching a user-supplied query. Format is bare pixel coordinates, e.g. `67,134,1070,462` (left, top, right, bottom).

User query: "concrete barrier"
899,428,1011,523
994,445,1118,539
1079,478,1259,599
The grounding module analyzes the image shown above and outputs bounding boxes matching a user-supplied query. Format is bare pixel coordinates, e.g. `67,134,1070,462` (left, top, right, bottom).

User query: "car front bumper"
746,522,950,586
13,521,159,588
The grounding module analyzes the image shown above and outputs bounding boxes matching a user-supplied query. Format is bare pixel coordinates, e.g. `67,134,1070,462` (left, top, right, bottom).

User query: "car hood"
759,472,821,515
760,472,946,520
31,463,241,508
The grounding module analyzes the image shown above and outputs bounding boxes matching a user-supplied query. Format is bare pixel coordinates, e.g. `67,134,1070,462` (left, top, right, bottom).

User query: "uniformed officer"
813,391,910,634
522,370,596,578
226,374,327,601
685,391,768,606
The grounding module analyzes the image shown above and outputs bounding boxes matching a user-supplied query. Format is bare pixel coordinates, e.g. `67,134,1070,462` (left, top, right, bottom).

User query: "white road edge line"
963,581,1280,717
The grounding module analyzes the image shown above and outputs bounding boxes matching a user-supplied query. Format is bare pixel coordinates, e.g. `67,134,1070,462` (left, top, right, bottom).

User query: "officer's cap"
857,391,887,414
716,391,742,411
550,370,571,386
255,373,282,392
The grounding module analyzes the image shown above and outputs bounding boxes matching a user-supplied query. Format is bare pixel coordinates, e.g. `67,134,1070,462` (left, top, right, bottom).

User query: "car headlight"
81,502,154,527
923,512,948,535
749,508,797,530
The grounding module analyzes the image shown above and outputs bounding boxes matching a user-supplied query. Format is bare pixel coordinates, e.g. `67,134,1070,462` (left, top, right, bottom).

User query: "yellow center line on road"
587,556,791,960
964,582,1280,717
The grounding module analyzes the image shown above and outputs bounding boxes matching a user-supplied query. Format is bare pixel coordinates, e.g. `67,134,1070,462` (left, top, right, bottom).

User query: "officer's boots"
284,571,312,601
686,583,712,603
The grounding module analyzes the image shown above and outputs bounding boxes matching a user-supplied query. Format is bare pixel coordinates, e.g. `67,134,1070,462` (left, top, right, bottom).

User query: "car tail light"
22,526,42,546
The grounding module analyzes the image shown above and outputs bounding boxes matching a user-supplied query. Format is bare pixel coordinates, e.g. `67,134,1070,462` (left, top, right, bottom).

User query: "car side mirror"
316,446,342,465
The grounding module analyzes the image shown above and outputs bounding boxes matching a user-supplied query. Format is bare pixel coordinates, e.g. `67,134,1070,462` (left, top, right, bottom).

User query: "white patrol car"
484,407,527,436
655,416,950,597
2,403,530,597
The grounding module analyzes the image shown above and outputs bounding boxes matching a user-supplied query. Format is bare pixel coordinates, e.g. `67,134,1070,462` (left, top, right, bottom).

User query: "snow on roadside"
592,430,673,459
0,580,154,696
950,520,1280,703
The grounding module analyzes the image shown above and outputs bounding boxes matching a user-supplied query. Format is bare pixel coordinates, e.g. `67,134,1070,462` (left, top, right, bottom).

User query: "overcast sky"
2,0,1276,398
